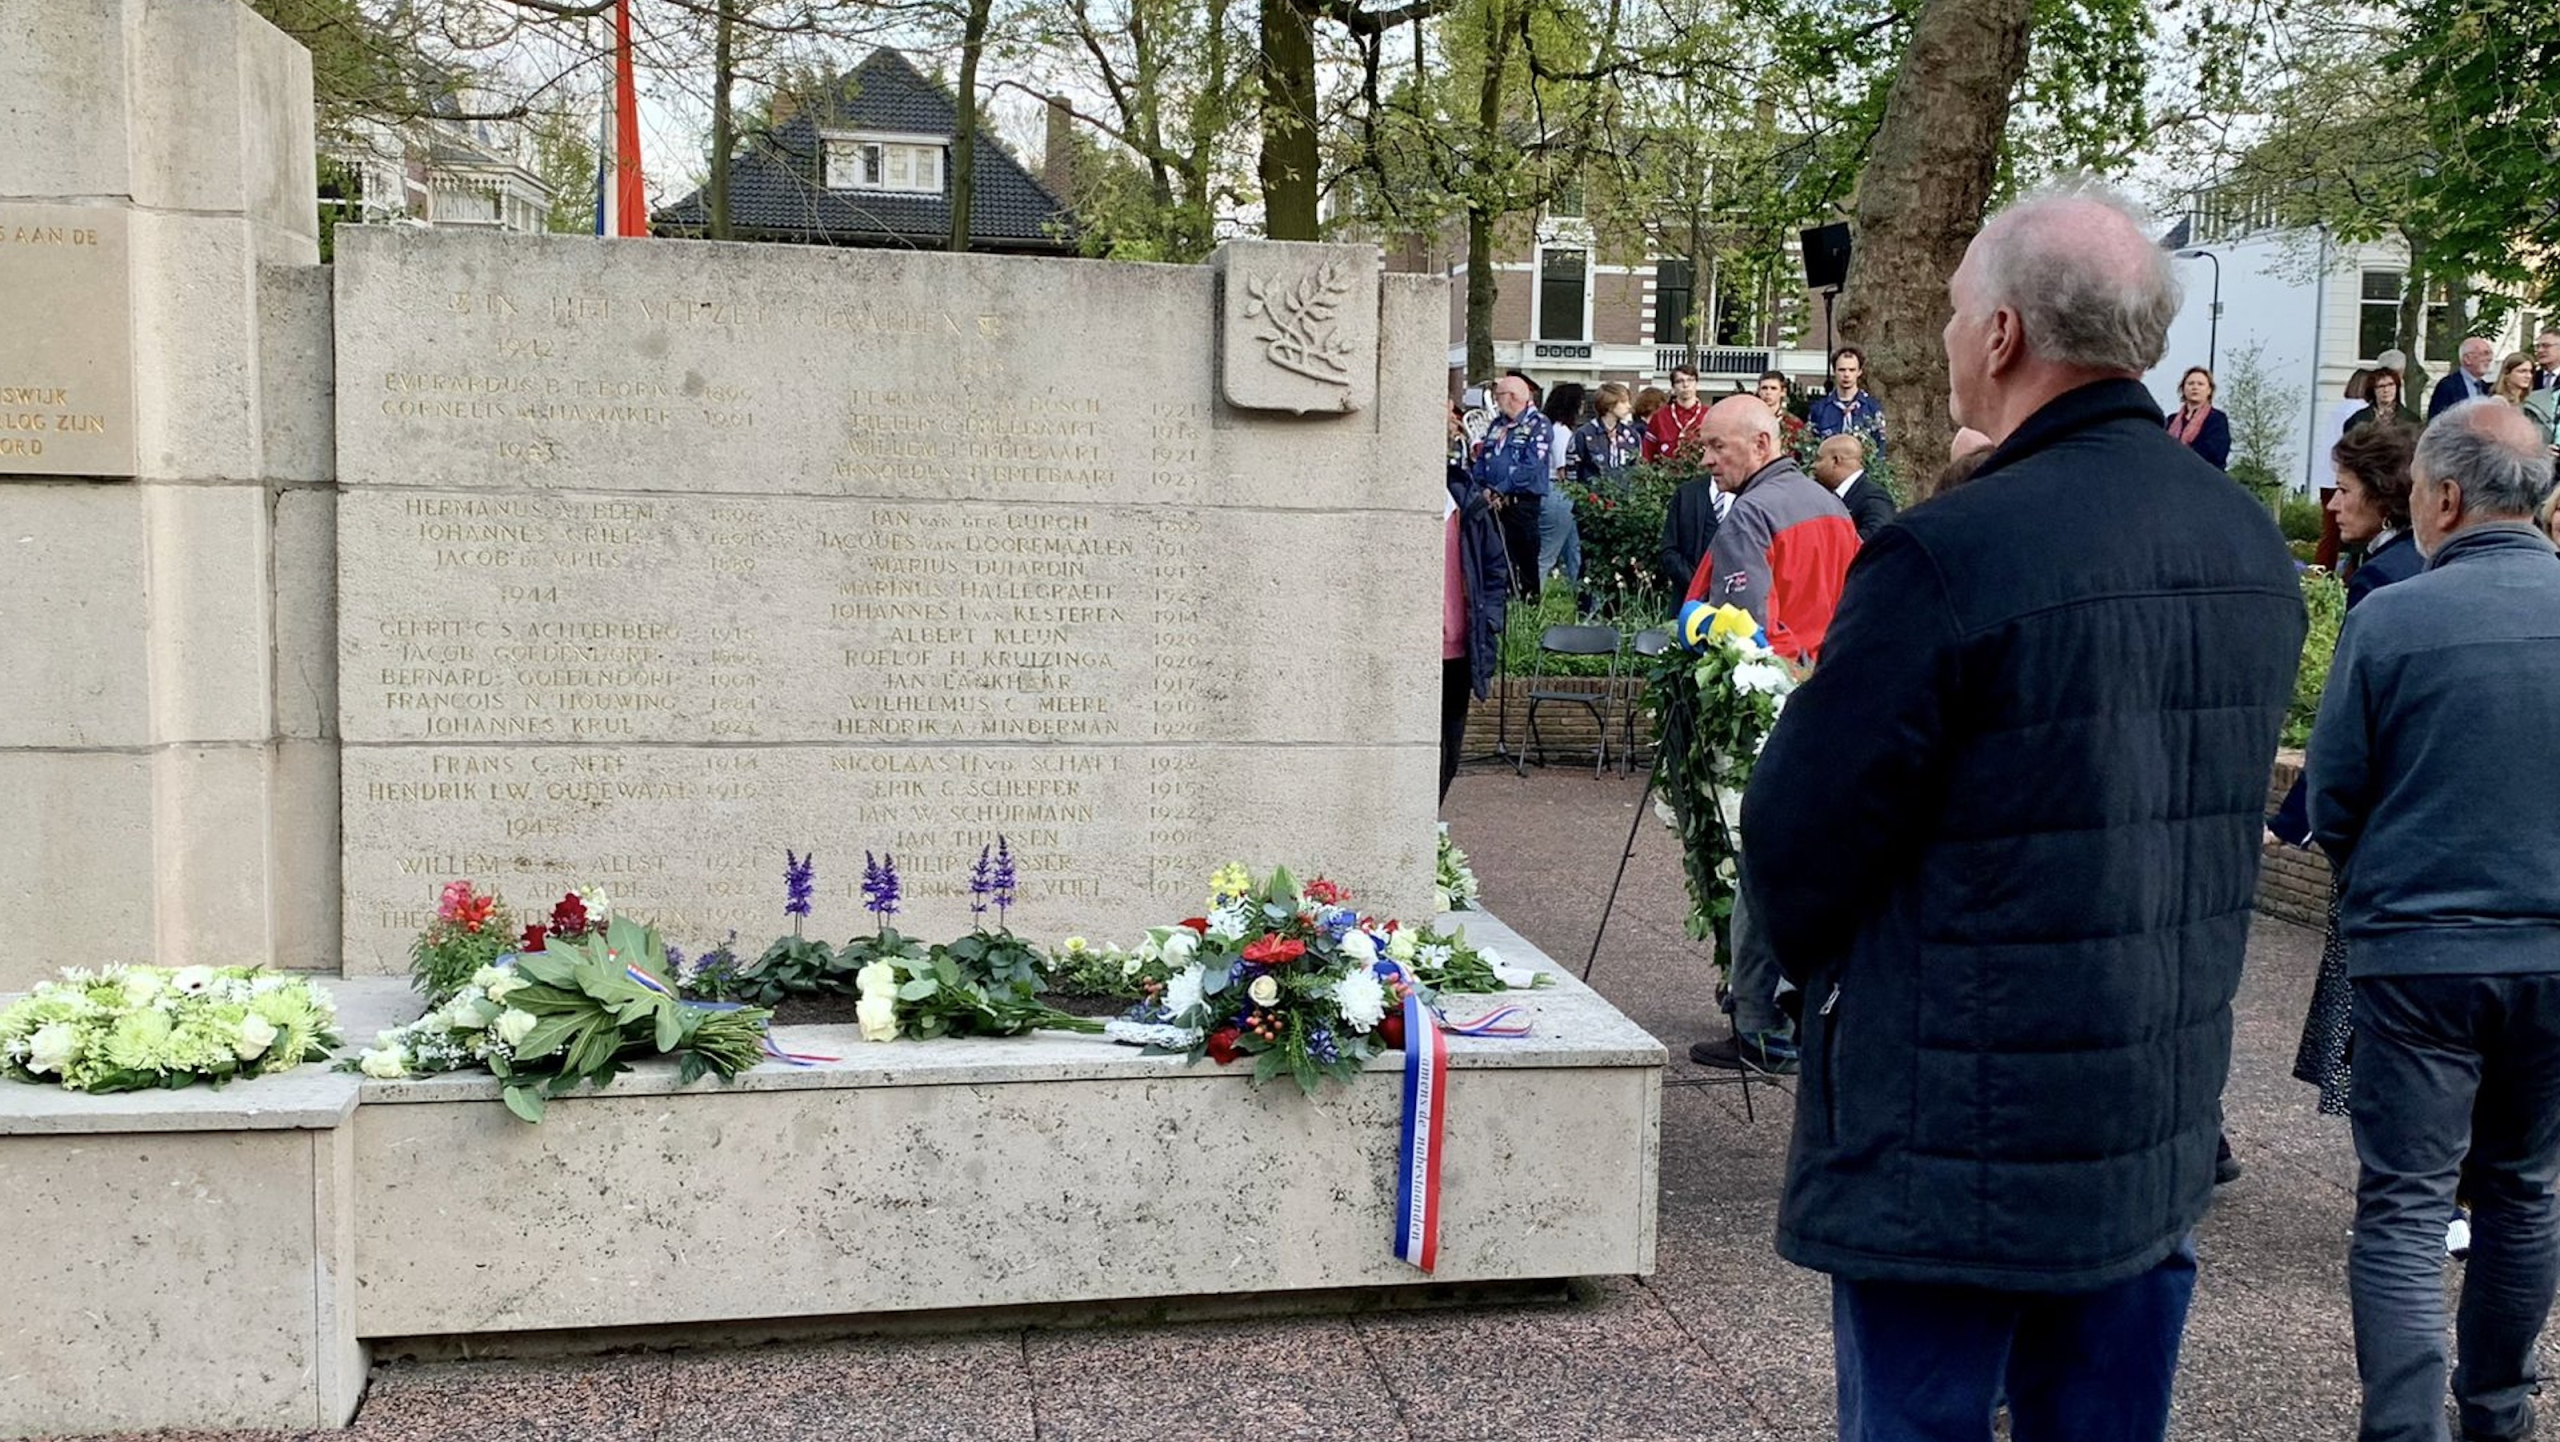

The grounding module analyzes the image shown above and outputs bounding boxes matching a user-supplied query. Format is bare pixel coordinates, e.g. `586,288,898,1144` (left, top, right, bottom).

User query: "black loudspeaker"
1801,223,1853,291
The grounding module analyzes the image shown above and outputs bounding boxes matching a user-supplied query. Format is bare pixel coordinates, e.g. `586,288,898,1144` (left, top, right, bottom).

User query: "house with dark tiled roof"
654,49,1075,255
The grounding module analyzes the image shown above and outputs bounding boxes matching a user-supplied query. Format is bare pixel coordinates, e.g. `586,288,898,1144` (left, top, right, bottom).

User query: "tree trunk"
1832,0,2037,492
707,0,734,240
949,0,990,252
1461,0,1509,379
1466,206,1496,380
2394,240,2431,399
1257,0,1319,240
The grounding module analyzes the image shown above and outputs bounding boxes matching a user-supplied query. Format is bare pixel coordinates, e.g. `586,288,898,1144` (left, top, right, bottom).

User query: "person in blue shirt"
1806,346,1888,456
1469,373,1552,598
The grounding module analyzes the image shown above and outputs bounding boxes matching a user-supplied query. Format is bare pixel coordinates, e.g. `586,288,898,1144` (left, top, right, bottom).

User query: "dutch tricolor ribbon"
625,963,839,1066
1438,1004,1532,1037
1395,989,1448,1272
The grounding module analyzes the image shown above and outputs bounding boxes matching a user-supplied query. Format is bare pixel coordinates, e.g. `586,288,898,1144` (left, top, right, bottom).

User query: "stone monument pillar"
0,0,337,988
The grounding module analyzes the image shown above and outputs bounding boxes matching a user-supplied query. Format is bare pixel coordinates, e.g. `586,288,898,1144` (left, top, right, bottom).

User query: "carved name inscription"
333,231,1438,970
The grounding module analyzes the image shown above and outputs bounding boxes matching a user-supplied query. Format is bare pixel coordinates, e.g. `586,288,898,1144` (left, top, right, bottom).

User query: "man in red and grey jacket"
1683,395,1861,665
1683,392,1861,1080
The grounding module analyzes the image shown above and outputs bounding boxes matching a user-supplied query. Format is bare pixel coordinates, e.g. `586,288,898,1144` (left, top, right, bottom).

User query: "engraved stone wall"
333,229,1445,967
0,203,136,477
0,0,327,988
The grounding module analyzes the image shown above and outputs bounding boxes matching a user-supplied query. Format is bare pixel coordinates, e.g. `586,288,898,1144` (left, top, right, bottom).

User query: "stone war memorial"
0,1,1663,1436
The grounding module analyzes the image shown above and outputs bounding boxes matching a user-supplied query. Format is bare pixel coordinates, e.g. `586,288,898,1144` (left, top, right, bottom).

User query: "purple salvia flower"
862,850,901,919
783,848,816,933
968,844,995,920
993,834,1018,923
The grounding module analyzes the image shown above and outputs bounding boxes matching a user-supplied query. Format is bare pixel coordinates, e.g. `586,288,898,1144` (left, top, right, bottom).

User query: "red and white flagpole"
610,0,647,236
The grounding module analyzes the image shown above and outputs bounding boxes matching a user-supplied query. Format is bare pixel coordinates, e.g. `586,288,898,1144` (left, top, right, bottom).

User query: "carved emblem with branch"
1241,262,1358,386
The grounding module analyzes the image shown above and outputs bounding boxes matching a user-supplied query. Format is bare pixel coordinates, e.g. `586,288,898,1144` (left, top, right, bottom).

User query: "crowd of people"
1445,183,2560,1442
1447,350,1895,612
2158,327,2560,495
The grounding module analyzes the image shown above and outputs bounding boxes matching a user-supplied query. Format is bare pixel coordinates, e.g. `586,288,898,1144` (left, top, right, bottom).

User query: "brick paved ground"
48,766,2535,1442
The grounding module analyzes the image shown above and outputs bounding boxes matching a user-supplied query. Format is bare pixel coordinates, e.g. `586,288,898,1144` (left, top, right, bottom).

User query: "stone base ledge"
0,909,1661,1439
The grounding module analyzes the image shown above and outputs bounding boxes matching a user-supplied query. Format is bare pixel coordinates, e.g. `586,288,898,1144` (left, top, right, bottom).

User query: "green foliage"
863,949,1105,1041
3,968,341,1095
1497,587,1616,677
1641,633,1794,966
409,905,515,1006
527,104,601,234
2229,459,2285,513
2391,5,2560,301
1409,928,1505,994
1570,466,1681,625
2218,341,2297,511
710,934,851,1008
1025,0,1245,263
935,928,1049,996
2280,496,2325,545
2284,568,2347,749
1435,825,1479,912
1045,938,1140,999
246,0,434,138
478,917,772,1123
838,925,930,976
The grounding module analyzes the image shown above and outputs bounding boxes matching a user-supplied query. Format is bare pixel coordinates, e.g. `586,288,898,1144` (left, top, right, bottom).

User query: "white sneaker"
2448,1215,2472,1259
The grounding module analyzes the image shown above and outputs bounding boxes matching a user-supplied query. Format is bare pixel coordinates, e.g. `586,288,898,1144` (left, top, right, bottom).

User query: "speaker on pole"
1800,223,1853,293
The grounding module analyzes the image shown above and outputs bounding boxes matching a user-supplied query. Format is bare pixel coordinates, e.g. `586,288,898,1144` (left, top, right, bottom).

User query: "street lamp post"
2176,248,2223,373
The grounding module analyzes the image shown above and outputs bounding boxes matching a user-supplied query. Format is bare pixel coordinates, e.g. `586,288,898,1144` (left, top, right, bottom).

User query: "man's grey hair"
2416,399,2554,518
1973,185,2183,374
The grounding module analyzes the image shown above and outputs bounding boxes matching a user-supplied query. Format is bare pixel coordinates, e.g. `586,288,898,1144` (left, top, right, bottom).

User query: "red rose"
1205,1028,1243,1065
1376,1012,1405,1050
518,923,548,953
1242,934,1307,967
1180,917,1211,934
550,893,588,936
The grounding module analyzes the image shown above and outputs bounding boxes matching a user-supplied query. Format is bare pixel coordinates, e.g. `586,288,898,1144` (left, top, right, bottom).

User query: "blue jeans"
1536,491,1580,584
2349,974,2560,1442
1833,1237,2197,1442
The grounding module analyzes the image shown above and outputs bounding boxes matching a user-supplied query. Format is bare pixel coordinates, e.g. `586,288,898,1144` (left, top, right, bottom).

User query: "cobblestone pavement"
52,766,2536,1441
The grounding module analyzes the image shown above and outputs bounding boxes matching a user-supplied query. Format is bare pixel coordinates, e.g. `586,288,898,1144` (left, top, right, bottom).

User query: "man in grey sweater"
2310,398,2560,1442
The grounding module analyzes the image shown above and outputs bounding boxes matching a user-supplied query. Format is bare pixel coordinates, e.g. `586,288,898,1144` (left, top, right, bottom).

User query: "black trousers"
1497,494,1543,599
1439,656,1472,802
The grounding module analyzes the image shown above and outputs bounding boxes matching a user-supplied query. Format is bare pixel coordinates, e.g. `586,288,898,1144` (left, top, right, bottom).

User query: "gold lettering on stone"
0,204,135,478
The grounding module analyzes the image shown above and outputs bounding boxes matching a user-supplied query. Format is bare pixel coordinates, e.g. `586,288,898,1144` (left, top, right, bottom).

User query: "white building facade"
322,110,557,237
2147,193,2543,495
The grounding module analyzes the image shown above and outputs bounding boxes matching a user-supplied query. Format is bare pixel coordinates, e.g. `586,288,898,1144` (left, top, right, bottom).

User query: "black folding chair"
1520,624,1621,777
1621,627,1673,773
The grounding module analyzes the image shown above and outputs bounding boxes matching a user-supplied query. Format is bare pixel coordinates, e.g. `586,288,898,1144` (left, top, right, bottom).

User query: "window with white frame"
824,134,945,194
1537,248,1587,342
2360,269,2462,364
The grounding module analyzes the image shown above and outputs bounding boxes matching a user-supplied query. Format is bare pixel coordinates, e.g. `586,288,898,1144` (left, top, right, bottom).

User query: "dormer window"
823,132,945,194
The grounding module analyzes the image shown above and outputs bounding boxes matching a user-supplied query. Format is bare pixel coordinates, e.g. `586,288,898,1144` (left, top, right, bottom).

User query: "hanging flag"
612,0,647,236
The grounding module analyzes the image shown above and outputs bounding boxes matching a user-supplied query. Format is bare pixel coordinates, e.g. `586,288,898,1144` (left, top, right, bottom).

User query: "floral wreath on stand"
1646,602,1799,971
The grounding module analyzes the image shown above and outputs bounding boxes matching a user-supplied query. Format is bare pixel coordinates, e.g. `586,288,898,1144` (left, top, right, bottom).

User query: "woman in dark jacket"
2343,367,2422,433
1441,399,1511,801
2270,422,2423,1114
2165,366,2231,468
